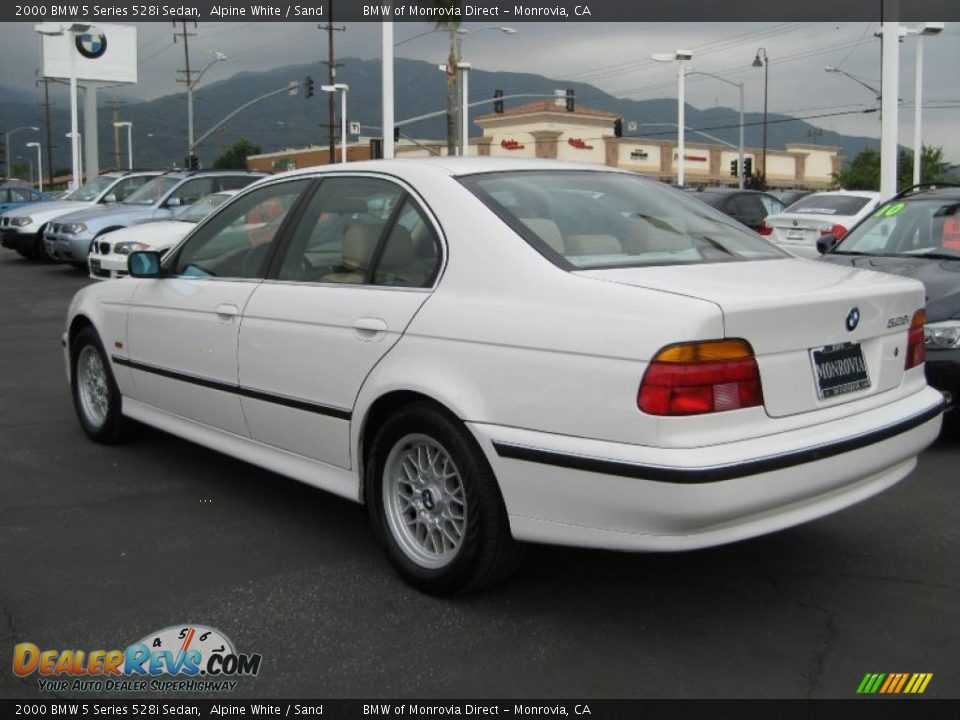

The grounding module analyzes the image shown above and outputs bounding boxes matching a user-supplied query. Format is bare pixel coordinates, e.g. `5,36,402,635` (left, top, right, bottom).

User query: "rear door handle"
216,304,240,319
353,317,388,341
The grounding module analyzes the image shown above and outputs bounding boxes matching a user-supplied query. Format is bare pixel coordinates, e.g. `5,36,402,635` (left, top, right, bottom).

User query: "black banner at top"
5,0,960,23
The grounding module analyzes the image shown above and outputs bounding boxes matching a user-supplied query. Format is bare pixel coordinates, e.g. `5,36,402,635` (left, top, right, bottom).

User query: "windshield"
122,177,178,206
834,198,960,258
63,176,116,202
174,192,233,223
461,171,786,270
787,195,871,216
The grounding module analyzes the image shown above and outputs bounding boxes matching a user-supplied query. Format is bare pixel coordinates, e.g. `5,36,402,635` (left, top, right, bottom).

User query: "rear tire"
365,402,524,595
70,326,130,444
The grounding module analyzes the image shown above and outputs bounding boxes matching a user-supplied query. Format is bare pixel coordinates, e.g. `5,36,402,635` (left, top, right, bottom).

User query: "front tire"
365,402,524,595
70,327,129,444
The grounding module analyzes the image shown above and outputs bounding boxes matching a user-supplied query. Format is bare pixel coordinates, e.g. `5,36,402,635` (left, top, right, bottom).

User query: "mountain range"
1,57,887,177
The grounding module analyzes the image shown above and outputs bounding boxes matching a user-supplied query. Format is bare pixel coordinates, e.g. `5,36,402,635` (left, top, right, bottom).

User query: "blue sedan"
0,184,52,214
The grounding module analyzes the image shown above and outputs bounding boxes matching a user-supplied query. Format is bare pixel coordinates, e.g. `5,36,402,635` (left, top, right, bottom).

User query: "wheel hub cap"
382,434,467,569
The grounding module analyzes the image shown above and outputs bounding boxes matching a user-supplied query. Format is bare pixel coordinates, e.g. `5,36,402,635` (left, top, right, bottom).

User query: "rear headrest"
343,224,383,269
567,234,622,255
379,226,416,269
327,197,369,214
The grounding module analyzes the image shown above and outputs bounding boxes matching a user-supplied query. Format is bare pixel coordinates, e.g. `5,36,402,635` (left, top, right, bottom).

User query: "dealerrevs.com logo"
12,624,262,693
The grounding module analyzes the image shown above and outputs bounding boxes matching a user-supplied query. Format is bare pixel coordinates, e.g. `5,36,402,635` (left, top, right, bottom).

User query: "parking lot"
0,252,958,700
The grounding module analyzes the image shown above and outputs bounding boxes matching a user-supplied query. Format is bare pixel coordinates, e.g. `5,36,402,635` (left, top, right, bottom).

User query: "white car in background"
88,191,240,280
762,190,881,258
62,159,946,594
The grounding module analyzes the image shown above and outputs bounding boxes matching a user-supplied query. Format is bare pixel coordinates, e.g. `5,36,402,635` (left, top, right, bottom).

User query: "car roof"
272,157,636,182
807,190,880,199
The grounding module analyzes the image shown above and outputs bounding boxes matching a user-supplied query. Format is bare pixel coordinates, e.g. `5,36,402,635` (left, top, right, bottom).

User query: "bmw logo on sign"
76,28,108,60
846,307,860,332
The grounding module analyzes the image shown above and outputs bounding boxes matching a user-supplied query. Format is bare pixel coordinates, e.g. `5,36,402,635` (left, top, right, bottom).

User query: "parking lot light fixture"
903,23,944,186
752,48,769,189
113,121,133,170
25,141,42,192
652,50,693,187
4,126,38,183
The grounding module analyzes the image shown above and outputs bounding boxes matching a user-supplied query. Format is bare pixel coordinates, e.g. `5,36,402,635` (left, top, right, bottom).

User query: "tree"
834,144,954,191
431,1,463,157
213,138,262,170
833,147,880,190
898,145,955,188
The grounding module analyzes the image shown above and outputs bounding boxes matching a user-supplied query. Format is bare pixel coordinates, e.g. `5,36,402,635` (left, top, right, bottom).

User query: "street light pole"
752,48,769,189
652,50,693,187
322,84,349,164
187,52,226,168
382,21,394,159
903,23,944,186
4,126,38,182
688,70,745,189
26,142,42,192
114,121,133,170
458,62,471,156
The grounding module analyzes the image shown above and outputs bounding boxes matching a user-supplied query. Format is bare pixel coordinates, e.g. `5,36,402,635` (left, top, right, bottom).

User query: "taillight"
905,309,926,370
820,224,848,240
758,220,772,236
638,339,764,416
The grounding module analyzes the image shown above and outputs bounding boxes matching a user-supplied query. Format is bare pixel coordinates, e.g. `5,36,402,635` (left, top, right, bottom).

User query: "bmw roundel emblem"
76,28,107,60
846,307,860,332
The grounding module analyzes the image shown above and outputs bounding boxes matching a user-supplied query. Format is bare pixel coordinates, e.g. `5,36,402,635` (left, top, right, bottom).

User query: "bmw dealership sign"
38,22,137,84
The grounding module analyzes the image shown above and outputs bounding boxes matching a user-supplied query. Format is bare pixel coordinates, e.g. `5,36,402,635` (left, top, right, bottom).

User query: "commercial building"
247,100,841,189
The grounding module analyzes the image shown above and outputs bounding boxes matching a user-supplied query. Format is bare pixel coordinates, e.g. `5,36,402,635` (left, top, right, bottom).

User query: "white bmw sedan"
63,159,947,594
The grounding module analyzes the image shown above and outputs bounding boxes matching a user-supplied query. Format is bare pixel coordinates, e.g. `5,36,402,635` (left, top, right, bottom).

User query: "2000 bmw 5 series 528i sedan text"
62,159,948,594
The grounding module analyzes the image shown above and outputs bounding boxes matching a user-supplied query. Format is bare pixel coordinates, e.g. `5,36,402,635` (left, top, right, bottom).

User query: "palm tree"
431,3,462,156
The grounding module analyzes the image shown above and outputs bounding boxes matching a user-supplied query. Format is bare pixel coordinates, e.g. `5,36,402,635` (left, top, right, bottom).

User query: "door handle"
353,317,388,341
216,304,240,319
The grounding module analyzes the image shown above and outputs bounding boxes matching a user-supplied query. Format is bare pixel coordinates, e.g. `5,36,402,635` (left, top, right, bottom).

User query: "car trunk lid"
579,259,926,417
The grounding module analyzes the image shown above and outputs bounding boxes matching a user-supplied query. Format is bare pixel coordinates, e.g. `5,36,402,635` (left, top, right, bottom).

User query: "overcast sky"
4,21,959,159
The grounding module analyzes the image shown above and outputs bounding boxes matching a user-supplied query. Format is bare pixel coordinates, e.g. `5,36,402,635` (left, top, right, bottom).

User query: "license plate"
810,342,871,399
787,229,805,241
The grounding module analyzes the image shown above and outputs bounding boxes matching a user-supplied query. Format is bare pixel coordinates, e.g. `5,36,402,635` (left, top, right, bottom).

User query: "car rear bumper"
469,386,946,551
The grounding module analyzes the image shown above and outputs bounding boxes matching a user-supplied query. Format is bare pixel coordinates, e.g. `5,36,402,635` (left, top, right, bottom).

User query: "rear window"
787,195,870,216
460,171,785,269
836,198,960,257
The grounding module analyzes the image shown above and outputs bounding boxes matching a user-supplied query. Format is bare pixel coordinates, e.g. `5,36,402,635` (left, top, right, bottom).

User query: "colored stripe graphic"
857,672,932,694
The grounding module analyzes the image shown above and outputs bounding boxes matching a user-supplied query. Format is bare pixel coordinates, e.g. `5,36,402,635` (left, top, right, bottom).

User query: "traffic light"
394,126,400,142
744,157,753,176
304,76,314,98
565,89,575,112
613,118,623,138
730,159,738,177
185,154,199,171
369,139,383,160
494,89,504,114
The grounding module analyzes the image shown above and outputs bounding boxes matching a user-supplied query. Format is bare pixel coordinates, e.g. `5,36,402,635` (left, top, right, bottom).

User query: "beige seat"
375,226,428,287
321,223,383,284
567,234,622,255
520,218,566,254
623,217,692,254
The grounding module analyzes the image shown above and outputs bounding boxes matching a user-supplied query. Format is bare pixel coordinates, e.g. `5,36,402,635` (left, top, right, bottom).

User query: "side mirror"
103,194,117,203
128,251,163,278
816,233,839,255
165,197,182,208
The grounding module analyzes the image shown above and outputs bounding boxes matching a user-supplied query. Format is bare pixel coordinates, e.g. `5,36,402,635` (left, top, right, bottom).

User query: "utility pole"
174,21,198,168
107,94,126,170
39,77,54,188
318,1,345,164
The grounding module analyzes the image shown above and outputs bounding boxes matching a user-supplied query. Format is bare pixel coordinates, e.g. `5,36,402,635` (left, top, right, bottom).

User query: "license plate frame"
810,342,871,399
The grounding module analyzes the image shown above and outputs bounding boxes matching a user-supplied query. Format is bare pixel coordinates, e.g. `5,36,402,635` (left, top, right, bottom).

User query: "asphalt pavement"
1,252,958,700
